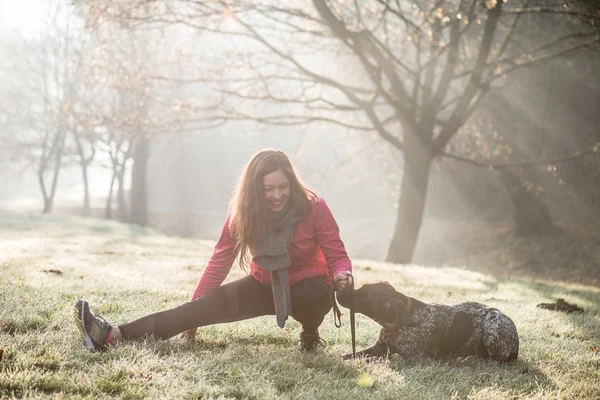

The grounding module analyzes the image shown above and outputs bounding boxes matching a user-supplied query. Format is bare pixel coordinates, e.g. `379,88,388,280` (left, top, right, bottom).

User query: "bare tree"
84,23,223,224
99,127,134,220
72,128,100,216
69,38,106,216
0,3,94,213
78,0,599,261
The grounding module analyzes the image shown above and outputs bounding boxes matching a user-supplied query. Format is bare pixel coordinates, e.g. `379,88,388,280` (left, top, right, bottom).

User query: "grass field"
1,212,599,399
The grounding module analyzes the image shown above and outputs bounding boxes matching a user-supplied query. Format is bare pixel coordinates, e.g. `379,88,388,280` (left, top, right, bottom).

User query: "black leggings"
119,275,333,339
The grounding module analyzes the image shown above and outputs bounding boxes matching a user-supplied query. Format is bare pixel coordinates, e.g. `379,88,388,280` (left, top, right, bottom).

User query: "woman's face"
263,169,290,212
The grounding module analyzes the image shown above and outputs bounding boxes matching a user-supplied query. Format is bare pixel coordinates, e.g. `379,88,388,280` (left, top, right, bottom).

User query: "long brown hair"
229,149,315,269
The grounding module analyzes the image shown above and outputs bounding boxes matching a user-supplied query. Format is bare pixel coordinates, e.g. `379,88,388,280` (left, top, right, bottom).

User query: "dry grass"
1,212,599,399
414,221,600,286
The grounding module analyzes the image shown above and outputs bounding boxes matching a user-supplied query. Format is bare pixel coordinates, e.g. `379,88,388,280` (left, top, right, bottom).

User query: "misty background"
1,0,599,268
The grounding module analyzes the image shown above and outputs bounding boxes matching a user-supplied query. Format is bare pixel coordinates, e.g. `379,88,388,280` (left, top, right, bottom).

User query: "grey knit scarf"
253,201,303,328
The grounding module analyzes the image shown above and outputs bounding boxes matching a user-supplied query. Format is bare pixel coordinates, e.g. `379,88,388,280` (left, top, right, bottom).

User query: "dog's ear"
393,298,412,326
376,283,412,326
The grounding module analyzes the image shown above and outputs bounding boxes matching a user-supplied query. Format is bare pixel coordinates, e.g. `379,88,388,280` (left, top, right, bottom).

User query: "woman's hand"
333,271,353,291
182,328,197,341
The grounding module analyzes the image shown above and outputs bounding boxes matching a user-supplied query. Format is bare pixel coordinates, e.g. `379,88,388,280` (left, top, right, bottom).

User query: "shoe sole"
75,300,100,353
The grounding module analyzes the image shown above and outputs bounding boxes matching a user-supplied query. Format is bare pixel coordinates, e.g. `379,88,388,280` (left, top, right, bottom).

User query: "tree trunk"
74,133,93,217
386,141,433,263
39,169,51,214
105,169,117,219
498,169,553,235
130,137,151,226
117,166,129,222
42,132,66,214
81,162,91,216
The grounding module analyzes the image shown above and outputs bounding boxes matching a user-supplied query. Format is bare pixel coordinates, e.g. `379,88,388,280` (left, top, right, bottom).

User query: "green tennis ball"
356,373,374,388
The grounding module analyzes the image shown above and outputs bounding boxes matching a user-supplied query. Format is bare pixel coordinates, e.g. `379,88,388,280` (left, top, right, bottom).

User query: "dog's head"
336,281,412,329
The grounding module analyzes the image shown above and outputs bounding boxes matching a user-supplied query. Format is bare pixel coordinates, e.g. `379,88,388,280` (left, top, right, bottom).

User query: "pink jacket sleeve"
191,215,240,301
313,198,352,279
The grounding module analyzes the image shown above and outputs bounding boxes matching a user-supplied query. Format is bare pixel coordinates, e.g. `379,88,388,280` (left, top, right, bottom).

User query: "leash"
349,273,356,359
332,272,356,360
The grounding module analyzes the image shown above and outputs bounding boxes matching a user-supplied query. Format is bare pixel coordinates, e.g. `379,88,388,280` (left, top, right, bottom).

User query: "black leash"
332,272,356,360
349,273,356,359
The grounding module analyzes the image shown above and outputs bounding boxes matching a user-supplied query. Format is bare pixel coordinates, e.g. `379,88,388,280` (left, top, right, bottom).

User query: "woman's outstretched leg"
75,275,274,352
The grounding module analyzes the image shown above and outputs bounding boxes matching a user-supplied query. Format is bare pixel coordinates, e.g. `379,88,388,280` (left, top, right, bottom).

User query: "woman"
75,149,353,353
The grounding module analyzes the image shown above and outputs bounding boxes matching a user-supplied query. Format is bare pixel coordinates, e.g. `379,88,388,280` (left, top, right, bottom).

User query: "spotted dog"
337,282,519,362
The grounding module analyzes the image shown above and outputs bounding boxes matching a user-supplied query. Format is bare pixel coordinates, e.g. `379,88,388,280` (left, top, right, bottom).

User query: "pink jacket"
192,197,352,300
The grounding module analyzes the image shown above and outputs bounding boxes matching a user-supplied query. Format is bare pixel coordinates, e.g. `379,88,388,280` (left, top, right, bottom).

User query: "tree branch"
441,144,600,170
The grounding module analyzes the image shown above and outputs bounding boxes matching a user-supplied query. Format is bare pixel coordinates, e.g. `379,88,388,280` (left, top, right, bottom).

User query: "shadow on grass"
65,329,558,399
480,275,600,314
129,333,295,357
460,275,600,345
225,333,294,348
415,222,600,287
392,356,554,398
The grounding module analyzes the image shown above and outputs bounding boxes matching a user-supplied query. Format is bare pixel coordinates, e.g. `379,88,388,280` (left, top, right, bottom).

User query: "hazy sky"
0,0,45,38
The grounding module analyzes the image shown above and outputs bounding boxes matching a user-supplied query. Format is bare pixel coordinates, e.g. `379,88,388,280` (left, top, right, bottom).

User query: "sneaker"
298,331,326,353
74,300,112,352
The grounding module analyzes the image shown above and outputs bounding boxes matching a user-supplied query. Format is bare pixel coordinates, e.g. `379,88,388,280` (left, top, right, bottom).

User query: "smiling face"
263,169,291,212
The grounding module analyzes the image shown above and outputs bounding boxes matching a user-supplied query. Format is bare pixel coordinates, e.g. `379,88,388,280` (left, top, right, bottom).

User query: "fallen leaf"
135,372,152,381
